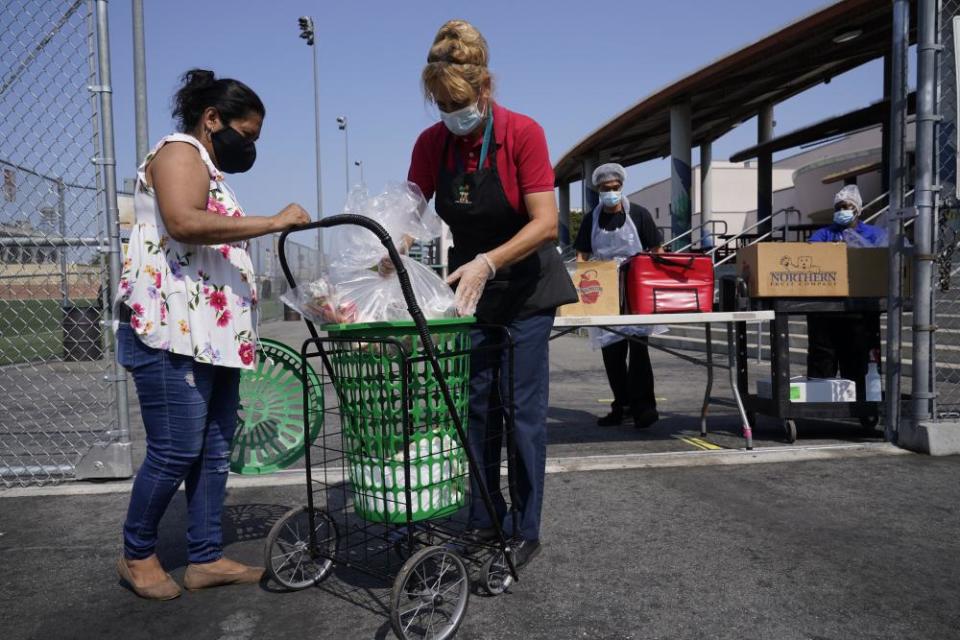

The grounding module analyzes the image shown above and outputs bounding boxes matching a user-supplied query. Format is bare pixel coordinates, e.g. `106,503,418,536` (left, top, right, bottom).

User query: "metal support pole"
311,34,324,265
700,141,713,248
757,103,774,237
94,0,132,470
882,52,892,194
558,182,571,247
131,0,148,163
912,0,940,424
581,157,597,218
886,0,910,443
343,122,350,194
670,103,692,250
57,179,68,306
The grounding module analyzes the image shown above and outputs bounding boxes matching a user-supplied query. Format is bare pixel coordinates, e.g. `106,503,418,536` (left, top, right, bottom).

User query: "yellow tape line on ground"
678,436,724,451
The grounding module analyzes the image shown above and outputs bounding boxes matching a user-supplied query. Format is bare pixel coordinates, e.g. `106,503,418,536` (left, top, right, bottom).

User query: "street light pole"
354,160,364,184
298,16,324,265
337,115,349,194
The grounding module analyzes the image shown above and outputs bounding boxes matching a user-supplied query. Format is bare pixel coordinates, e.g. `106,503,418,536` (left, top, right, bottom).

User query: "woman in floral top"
114,69,310,600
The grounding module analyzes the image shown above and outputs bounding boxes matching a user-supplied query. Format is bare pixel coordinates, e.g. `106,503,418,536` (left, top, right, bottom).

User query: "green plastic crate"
324,317,473,523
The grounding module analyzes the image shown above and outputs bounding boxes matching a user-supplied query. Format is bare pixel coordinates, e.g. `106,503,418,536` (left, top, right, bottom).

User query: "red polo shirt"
407,102,555,216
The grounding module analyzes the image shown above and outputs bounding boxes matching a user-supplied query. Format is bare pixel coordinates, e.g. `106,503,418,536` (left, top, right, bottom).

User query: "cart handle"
650,253,696,269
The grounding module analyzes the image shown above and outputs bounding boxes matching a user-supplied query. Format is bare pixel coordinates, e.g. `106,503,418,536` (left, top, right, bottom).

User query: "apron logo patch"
457,184,471,204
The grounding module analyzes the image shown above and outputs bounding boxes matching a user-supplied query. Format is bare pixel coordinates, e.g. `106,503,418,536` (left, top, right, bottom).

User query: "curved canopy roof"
553,0,916,184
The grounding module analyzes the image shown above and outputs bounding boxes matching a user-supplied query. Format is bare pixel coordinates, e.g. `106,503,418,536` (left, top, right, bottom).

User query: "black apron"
435,115,576,324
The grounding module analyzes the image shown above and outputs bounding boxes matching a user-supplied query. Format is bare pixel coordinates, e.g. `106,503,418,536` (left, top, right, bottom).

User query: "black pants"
600,337,657,414
806,313,881,401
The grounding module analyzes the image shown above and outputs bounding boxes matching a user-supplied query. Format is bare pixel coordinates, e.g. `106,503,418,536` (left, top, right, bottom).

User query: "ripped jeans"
117,323,240,564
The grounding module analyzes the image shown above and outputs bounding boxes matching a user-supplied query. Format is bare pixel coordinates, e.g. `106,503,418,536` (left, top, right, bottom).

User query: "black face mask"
211,126,256,174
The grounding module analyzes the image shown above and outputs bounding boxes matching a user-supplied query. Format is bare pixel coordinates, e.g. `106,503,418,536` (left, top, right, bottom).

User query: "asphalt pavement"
2,454,959,640
3,320,955,639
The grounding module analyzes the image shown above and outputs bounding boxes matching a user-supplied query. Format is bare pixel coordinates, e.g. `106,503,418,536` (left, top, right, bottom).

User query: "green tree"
568,209,584,245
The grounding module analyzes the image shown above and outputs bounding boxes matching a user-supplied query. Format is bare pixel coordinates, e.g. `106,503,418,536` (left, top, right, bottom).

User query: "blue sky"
105,0,890,218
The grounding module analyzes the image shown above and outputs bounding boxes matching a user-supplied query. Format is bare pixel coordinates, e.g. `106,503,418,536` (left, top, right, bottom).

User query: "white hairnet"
592,163,626,187
834,184,863,214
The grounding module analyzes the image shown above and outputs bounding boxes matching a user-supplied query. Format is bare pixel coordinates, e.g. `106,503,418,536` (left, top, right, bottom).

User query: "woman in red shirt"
407,20,576,567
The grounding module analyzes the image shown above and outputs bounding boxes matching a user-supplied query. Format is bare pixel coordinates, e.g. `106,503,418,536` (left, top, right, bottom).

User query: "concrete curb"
0,442,909,499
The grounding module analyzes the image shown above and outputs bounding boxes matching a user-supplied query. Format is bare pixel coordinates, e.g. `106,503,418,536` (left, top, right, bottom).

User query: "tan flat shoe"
183,560,265,591
116,558,181,600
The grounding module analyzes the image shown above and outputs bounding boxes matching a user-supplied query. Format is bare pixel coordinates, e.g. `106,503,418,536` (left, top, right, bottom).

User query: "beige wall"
626,124,910,244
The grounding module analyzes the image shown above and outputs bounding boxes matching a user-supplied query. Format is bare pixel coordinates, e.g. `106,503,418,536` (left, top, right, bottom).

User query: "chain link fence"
934,0,960,417
247,236,321,321
0,0,126,486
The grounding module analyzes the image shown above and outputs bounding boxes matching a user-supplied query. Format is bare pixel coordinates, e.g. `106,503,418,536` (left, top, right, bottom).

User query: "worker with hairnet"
809,184,887,246
806,184,883,399
574,163,664,429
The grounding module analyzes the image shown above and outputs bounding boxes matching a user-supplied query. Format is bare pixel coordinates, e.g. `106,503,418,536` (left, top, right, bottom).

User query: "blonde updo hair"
421,20,492,105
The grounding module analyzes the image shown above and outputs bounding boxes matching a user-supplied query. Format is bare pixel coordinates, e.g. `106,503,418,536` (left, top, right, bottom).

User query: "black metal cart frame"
269,215,524,640
735,296,886,443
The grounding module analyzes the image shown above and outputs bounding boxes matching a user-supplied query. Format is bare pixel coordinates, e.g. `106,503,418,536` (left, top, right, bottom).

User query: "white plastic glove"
445,253,496,316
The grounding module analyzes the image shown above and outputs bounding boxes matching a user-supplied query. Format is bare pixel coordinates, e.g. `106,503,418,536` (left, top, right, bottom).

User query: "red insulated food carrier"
626,253,715,314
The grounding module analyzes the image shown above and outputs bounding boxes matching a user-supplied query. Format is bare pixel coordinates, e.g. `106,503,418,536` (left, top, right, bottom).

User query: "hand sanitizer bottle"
866,349,882,402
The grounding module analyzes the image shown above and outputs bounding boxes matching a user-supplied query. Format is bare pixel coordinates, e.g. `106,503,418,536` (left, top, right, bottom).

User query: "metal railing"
663,219,729,253
709,206,802,266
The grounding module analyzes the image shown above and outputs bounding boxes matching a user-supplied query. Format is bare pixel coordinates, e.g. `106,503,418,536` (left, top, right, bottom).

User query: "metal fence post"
911,0,941,425
132,0,149,164
76,0,132,479
885,0,910,444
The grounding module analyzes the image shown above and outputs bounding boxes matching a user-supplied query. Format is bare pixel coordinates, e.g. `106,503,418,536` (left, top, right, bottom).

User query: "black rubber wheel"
480,550,514,596
264,506,337,590
390,546,470,640
784,419,798,444
859,415,880,431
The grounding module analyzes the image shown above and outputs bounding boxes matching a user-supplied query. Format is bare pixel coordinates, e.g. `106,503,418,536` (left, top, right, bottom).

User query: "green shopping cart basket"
323,317,473,523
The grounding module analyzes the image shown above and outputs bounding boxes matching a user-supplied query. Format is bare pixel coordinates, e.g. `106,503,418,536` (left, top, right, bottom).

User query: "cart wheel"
231,339,324,475
859,415,880,433
784,419,798,444
390,546,470,640
480,549,514,596
264,506,337,590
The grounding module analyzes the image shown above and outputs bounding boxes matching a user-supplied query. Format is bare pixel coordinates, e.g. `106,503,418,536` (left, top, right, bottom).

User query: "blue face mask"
834,208,856,226
600,190,622,208
440,101,485,136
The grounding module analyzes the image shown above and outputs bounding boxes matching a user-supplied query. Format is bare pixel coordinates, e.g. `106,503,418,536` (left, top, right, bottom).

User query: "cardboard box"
847,248,912,298
737,242,849,297
756,376,857,403
557,261,620,317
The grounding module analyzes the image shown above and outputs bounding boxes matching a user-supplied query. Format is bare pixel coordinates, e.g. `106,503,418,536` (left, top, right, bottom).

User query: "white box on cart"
757,376,856,403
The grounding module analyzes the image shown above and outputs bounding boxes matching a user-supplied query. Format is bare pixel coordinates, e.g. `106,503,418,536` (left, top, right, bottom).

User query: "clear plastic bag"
282,256,456,324
326,181,442,276
842,227,889,248
282,181,453,325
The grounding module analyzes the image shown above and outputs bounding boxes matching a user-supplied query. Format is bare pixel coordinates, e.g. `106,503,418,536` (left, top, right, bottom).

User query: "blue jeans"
117,324,240,564
467,311,553,542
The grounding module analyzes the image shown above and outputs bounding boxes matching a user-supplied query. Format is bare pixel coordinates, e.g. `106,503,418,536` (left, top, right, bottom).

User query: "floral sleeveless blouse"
114,133,259,369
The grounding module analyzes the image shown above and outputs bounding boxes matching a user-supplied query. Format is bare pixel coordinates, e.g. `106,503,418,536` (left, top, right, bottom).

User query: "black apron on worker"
434,113,574,542
434,116,576,324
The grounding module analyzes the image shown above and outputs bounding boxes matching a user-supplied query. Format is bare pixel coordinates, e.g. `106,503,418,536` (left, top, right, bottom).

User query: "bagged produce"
281,182,455,324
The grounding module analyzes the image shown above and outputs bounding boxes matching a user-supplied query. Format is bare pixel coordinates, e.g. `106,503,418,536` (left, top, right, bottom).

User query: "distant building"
629,124,915,244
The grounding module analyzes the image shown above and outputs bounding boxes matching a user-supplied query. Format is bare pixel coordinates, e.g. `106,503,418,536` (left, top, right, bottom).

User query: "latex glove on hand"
445,253,496,316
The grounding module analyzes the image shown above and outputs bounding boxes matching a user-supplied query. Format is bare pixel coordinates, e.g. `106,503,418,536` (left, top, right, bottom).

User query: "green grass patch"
0,299,98,366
